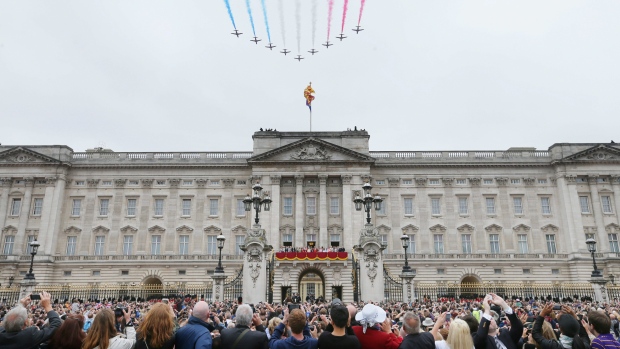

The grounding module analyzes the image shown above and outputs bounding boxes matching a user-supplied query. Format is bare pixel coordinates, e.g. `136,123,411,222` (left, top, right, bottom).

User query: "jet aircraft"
352,26,364,34
294,55,304,62
266,43,276,50
322,41,333,48
280,48,291,55
308,48,318,55
336,33,347,41
251,36,262,44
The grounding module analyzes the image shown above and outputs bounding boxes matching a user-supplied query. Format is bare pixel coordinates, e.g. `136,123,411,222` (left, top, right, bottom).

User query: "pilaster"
0,178,13,235
15,177,34,254
400,271,416,303
242,224,271,303
295,175,304,248
341,175,353,251
319,174,328,248
269,176,282,249
355,223,385,302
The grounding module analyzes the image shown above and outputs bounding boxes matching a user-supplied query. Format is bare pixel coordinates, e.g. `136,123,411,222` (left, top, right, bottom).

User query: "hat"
422,317,434,327
355,304,387,327
332,298,343,306
558,314,580,337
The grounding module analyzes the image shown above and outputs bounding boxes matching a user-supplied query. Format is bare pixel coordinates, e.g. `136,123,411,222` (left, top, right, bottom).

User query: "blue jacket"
174,316,212,349
269,323,318,349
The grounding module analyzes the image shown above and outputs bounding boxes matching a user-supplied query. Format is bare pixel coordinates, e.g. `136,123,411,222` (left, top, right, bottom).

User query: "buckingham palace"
1,130,619,302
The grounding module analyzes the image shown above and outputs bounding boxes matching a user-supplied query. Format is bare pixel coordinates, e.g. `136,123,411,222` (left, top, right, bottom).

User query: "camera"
162,298,169,304
115,307,126,318
552,305,562,311
30,294,41,301
288,304,300,311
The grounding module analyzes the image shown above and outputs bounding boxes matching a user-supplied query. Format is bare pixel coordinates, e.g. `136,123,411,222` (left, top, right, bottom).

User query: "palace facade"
1,130,619,302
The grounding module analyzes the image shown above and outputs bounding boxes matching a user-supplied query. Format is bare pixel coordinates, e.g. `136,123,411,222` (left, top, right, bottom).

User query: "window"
538,179,548,184
102,181,112,186
10,198,21,216
92,270,100,276
551,269,560,275
602,196,613,213
154,199,164,216
405,235,415,253
179,270,186,275
486,197,496,214
429,179,440,185
489,234,500,254
235,235,244,255
94,236,105,256
598,177,608,183
121,270,129,276
183,180,193,186
458,197,468,215
609,234,620,253
283,197,293,215
403,179,413,185
3,235,14,255
128,180,139,185
376,180,385,185
179,235,189,255
494,269,502,275
66,236,77,256
579,196,590,214
461,234,472,254
32,198,43,216
511,179,521,184
75,181,85,186
99,199,109,216
209,199,219,216
403,198,414,215
156,180,165,185
236,199,245,216
182,199,191,216
513,197,523,215
126,199,137,216
518,234,528,254
523,269,531,274
546,234,557,254
237,180,247,185
151,235,161,255
123,235,133,255
64,271,72,276
207,235,217,255
433,234,444,254
431,198,441,215
376,200,386,215
71,199,81,216
26,235,37,254
330,197,340,215
541,197,551,214
306,233,317,246
437,268,445,274
282,234,293,246
330,234,341,247
483,179,493,185
210,180,220,186
381,234,388,248
456,179,466,185
306,197,316,215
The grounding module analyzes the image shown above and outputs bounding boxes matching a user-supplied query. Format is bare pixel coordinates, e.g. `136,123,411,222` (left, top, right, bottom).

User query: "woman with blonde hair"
135,303,175,349
266,317,282,339
82,308,136,349
431,313,474,349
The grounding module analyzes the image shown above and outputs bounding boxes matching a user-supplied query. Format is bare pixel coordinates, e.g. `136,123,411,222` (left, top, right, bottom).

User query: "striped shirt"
592,334,620,349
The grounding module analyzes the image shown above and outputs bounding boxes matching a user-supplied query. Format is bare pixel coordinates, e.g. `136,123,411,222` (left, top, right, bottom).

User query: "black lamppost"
400,235,411,272
586,238,602,277
243,182,272,224
215,234,226,273
353,182,383,224
24,240,40,280
8,276,14,287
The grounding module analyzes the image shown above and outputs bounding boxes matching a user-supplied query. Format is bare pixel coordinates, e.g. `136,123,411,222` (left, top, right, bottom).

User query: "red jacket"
352,326,403,349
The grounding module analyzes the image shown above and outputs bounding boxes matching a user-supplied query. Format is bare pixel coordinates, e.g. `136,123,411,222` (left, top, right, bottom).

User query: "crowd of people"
1,291,620,349
278,246,346,253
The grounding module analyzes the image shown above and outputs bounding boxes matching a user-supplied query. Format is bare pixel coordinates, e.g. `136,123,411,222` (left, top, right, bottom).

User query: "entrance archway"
142,276,163,299
143,277,163,285
298,268,325,303
460,274,482,298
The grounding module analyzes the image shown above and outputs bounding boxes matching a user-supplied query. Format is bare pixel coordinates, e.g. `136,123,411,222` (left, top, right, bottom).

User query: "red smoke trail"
357,0,366,26
340,0,349,33
327,0,334,40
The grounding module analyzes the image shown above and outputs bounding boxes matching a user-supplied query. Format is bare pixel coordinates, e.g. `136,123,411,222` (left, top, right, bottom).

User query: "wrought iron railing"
383,268,403,302
223,268,243,302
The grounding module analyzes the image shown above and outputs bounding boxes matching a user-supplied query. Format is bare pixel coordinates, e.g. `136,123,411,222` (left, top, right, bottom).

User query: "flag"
304,82,315,111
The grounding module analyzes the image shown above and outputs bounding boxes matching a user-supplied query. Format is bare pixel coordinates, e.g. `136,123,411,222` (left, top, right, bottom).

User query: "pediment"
429,224,447,233
401,224,419,233
148,225,166,233
540,224,559,233
0,147,62,165
512,224,531,232
64,226,82,234
120,225,138,233
2,225,18,234
204,225,222,233
457,224,475,233
484,224,503,232
92,225,110,233
559,144,620,163
176,225,194,233
247,137,375,163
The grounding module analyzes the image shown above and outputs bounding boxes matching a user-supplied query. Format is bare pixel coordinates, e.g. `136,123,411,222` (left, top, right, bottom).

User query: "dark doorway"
281,286,292,302
331,286,343,300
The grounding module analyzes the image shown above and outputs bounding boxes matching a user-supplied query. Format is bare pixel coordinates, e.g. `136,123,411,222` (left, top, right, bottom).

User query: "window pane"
72,199,81,216
462,234,472,254
10,199,21,216
66,236,76,256
154,199,164,216
182,199,191,216
283,197,293,215
236,199,245,216
541,197,551,214
179,235,189,255
99,199,109,216
94,236,105,256
26,235,37,254
404,198,414,215
3,235,15,255
513,197,523,215
490,234,500,254
458,197,468,215
431,198,441,215
579,196,590,214
330,197,340,215
433,234,444,254
602,196,613,213
123,235,133,255
306,197,316,215
236,235,244,255
151,235,161,255
486,198,495,214
546,235,556,254
210,199,219,216
407,235,415,253
609,234,619,253
127,199,137,216
518,234,528,254
32,198,43,215
207,235,217,255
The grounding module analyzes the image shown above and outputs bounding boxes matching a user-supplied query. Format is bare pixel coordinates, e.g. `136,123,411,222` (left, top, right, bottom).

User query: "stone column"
355,224,385,302
556,175,584,252
341,175,353,251
588,175,608,247
0,177,12,232
319,175,328,248
295,175,304,248
42,176,65,256
211,273,227,302
19,278,38,300
590,277,610,303
611,175,620,221
14,177,34,254
270,176,282,249
242,224,272,304
400,270,416,303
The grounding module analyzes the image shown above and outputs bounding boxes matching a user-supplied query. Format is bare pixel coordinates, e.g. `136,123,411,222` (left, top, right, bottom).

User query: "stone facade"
1,131,620,302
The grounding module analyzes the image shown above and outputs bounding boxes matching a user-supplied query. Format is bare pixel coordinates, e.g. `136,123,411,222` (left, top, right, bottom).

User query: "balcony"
52,254,244,262
382,253,569,260
275,251,348,261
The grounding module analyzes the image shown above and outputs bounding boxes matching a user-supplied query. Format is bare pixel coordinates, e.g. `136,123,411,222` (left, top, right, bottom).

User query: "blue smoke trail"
223,0,237,29
245,0,256,36
260,0,272,43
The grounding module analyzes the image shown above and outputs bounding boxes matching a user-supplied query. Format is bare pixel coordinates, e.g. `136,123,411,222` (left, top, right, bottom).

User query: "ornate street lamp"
400,235,411,272
243,182,272,224
215,234,226,273
586,238,602,277
8,276,14,287
24,240,40,280
353,182,383,224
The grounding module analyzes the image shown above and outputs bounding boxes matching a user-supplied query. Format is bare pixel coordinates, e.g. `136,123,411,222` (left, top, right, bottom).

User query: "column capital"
441,178,454,187
318,175,328,185
611,175,620,184
87,179,100,188
222,178,235,188
23,177,34,187
1,177,13,187
588,174,600,184
341,175,352,184
270,175,282,185
295,175,304,185
495,177,508,186
388,178,400,187
141,179,154,188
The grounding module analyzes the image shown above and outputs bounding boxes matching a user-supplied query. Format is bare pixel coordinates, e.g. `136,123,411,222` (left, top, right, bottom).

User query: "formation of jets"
229,26,364,61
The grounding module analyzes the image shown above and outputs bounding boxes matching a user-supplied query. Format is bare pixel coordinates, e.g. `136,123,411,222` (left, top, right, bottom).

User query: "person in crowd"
221,304,269,349
135,303,175,349
269,307,318,349
175,301,213,349
473,294,524,349
0,292,61,349
318,305,360,349
586,310,620,349
44,313,86,349
398,311,435,349
525,320,556,349
82,308,136,349
431,312,474,349
532,303,588,349
353,303,402,349
267,317,283,339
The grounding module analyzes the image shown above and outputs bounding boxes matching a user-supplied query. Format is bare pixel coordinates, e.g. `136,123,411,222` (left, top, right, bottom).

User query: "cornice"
71,164,250,170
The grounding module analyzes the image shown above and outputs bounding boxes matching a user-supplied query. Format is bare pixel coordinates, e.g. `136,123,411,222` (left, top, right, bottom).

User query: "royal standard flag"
304,83,315,111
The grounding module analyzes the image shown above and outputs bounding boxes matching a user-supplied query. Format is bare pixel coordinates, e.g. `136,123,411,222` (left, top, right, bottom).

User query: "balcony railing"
383,253,569,260
52,254,244,261
71,152,253,161
370,150,550,160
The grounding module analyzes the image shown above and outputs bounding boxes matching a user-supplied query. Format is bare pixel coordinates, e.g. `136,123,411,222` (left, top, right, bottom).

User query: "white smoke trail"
295,0,301,53
312,0,317,47
278,0,286,47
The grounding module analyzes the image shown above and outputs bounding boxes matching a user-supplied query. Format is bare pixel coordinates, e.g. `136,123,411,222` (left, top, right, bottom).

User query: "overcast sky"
1,1,619,152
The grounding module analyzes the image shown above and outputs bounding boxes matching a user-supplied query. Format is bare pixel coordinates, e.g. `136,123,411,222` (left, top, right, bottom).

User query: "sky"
1,0,619,152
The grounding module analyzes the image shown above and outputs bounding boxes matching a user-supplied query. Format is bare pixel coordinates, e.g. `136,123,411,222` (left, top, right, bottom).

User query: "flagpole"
310,109,312,132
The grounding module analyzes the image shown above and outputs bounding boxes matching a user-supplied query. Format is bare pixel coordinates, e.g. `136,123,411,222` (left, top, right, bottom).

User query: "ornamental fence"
414,282,597,301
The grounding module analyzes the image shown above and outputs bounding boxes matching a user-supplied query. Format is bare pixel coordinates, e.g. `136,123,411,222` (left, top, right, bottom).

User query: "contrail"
223,0,237,29
260,0,272,43
340,0,349,33
357,0,366,26
311,0,317,47
245,0,256,36
327,0,334,40
295,0,301,53
278,0,286,47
